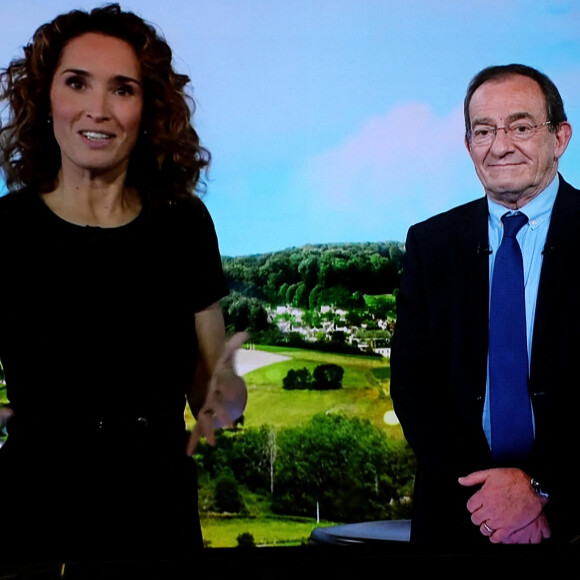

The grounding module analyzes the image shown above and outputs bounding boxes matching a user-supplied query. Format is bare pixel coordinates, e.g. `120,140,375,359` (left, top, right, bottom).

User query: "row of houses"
271,305,392,357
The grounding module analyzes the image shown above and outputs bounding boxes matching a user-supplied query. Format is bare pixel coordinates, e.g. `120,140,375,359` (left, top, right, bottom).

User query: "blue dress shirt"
483,175,559,448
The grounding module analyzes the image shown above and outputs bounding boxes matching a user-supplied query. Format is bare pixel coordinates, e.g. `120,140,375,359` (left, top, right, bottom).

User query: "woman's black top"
0,190,229,562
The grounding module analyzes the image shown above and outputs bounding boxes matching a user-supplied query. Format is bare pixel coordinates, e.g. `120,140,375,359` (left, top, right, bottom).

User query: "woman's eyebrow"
60,68,141,86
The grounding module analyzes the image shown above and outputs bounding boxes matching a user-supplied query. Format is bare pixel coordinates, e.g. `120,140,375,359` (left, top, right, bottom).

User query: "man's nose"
489,127,515,154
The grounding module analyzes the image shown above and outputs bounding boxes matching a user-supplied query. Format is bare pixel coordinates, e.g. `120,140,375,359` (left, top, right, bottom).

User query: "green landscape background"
187,241,415,548
186,345,413,548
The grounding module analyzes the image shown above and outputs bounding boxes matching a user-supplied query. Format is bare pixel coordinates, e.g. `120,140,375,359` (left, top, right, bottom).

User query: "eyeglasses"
468,120,551,146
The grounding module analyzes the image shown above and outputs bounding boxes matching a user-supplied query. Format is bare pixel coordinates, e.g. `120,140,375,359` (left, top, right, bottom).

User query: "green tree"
278,282,289,304
213,470,244,513
345,309,363,327
236,532,256,548
228,426,277,492
308,285,323,310
292,282,309,309
222,294,271,333
282,368,312,390
301,309,322,329
312,364,344,390
329,331,347,344
284,283,297,305
298,255,319,288
272,413,415,522
222,241,405,307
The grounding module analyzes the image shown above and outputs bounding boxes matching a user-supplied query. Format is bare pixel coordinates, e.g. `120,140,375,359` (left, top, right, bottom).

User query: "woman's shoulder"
162,193,208,213
149,193,214,229
0,189,38,225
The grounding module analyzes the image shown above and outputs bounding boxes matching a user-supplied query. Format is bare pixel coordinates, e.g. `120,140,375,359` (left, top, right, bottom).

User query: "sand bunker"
235,349,290,375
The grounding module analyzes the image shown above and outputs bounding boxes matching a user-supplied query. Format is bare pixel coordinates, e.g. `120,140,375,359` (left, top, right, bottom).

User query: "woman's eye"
115,85,135,96
65,76,85,90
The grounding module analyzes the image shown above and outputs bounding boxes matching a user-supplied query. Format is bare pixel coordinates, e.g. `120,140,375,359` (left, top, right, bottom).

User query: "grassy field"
240,345,402,439
195,345,406,547
201,515,339,548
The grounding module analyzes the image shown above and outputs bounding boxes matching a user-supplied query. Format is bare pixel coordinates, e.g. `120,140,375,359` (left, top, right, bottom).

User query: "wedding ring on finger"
483,522,494,534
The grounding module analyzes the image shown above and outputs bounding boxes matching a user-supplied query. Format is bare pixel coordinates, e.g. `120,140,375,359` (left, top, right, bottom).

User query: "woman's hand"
186,332,248,455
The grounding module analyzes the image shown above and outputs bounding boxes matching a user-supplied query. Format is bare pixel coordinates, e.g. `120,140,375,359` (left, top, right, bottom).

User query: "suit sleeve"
391,225,488,479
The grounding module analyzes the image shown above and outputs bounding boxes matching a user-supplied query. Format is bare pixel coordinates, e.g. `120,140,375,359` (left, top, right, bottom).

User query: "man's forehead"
469,74,547,122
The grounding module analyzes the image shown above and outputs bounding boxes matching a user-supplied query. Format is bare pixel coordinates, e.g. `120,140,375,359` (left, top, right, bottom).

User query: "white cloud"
307,102,466,205
303,102,478,241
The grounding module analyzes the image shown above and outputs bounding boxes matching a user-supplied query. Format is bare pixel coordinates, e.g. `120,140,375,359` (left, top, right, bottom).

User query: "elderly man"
391,64,578,549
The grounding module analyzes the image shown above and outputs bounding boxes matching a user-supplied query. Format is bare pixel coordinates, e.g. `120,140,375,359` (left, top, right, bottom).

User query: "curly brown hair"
0,3,210,201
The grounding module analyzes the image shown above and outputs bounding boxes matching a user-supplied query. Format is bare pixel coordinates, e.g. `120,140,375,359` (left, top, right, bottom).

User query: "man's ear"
465,134,473,155
554,121,572,160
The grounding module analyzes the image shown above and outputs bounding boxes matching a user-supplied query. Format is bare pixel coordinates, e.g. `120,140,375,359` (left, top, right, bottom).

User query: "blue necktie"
489,212,534,463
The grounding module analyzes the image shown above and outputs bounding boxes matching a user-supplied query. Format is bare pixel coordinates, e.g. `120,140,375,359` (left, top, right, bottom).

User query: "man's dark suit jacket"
391,175,580,550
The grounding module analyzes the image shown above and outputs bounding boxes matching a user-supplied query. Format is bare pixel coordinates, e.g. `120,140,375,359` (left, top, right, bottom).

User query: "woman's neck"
42,169,142,228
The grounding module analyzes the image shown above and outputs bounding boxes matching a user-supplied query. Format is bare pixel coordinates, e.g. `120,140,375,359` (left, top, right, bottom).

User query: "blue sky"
1,0,579,256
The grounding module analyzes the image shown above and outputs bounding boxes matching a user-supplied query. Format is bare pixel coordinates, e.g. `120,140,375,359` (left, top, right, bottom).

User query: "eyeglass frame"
467,120,552,146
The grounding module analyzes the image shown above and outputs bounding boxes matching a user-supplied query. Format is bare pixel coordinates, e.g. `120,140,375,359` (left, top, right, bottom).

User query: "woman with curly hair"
0,4,246,563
